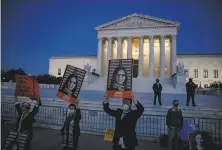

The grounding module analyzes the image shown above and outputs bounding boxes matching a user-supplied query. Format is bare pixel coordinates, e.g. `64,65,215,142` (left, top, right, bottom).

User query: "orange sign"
15,75,39,98
106,59,133,98
57,65,86,104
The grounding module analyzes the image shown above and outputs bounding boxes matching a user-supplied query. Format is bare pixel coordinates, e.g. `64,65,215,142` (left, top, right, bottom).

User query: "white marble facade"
49,13,222,87
95,13,179,79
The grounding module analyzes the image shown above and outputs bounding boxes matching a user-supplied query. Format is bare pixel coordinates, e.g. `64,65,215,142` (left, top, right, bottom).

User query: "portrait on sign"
188,131,212,150
106,59,133,98
57,65,86,103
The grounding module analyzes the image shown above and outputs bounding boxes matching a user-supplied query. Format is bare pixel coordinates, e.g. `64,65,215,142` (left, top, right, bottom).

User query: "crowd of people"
4,77,210,150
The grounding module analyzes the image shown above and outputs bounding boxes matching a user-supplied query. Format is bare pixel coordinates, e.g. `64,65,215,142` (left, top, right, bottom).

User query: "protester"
186,78,197,106
166,100,183,150
152,79,162,105
15,97,40,150
103,93,144,150
60,98,81,150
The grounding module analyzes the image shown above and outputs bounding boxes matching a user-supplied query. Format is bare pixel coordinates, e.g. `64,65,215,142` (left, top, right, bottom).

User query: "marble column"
149,36,154,78
127,37,132,58
138,36,144,77
106,38,112,76
96,38,103,75
117,37,122,59
160,36,165,79
171,35,177,75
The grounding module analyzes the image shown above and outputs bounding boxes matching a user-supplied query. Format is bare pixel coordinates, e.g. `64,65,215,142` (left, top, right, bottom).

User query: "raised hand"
75,97,80,109
104,92,109,103
131,92,137,104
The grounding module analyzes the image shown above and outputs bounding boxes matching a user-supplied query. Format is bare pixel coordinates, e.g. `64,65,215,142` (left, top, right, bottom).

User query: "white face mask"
122,104,129,111
67,109,75,115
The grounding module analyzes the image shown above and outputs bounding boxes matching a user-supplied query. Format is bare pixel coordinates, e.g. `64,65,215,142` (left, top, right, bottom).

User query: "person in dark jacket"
15,98,40,150
166,100,183,150
103,93,144,150
152,79,162,105
186,78,197,106
60,99,81,150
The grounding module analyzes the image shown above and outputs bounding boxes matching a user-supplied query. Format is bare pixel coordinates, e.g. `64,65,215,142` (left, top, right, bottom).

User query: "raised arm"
103,93,118,117
15,96,22,115
131,94,144,118
74,100,81,123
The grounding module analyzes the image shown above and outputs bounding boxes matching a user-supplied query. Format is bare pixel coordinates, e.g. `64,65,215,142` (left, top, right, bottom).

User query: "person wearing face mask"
14,97,40,150
186,78,197,106
60,99,81,150
166,100,183,150
152,79,162,105
103,93,144,150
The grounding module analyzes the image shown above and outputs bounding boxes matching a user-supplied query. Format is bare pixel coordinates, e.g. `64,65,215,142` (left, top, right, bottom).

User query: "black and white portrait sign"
107,59,133,92
189,131,212,150
57,65,86,102
2,131,29,150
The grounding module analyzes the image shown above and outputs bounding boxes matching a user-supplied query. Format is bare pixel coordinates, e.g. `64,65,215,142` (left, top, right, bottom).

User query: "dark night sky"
2,0,222,75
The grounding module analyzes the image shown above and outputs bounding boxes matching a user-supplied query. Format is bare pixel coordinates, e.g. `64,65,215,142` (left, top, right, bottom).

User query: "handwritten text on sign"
15,75,39,98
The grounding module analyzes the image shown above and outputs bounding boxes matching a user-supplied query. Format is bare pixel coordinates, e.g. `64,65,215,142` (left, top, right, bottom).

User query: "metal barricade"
1,102,220,143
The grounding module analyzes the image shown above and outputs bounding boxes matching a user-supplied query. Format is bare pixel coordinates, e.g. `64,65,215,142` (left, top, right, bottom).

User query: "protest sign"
57,65,86,103
15,75,39,99
2,131,29,150
188,131,212,150
106,59,133,98
104,128,115,141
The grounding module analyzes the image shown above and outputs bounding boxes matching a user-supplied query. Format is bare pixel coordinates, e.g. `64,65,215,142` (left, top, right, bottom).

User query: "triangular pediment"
96,13,180,31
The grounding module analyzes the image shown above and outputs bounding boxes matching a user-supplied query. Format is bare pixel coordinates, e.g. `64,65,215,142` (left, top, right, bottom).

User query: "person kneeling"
103,93,144,150
61,99,81,150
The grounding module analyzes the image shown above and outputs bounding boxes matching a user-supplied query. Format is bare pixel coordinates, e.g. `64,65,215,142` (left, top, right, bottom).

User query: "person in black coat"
15,98,40,150
60,99,81,150
186,78,197,106
152,79,162,105
166,100,183,150
103,93,144,150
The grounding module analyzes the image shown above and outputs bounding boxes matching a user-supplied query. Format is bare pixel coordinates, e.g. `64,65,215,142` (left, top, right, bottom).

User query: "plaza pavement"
1,123,162,150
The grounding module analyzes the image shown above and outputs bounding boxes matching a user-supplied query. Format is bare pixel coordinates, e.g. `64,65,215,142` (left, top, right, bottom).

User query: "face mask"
174,104,179,107
67,109,75,115
122,104,129,111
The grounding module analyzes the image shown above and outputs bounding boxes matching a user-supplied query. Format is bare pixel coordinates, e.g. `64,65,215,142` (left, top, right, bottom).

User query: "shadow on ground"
1,123,162,150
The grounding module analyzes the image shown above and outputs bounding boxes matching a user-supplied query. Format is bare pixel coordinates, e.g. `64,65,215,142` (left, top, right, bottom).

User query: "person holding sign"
60,98,82,150
14,97,40,150
103,93,144,150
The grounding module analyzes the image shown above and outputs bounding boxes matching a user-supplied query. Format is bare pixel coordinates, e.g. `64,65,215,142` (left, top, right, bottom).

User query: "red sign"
15,75,39,99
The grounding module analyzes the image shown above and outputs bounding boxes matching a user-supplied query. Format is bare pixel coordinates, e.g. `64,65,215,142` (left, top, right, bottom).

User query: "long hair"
110,66,128,89
61,74,78,94
191,131,211,150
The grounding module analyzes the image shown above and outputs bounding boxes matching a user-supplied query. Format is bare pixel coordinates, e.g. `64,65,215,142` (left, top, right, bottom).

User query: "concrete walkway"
1,123,162,150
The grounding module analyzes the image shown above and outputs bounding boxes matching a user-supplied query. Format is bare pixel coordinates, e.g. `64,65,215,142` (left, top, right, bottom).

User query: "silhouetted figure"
152,79,162,105
186,78,197,106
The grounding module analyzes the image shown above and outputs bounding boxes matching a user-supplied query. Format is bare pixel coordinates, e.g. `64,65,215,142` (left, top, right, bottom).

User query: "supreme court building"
49,13,222,88
95,13,178,79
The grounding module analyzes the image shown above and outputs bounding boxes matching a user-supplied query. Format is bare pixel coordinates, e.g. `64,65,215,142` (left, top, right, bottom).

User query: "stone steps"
2,95,221,119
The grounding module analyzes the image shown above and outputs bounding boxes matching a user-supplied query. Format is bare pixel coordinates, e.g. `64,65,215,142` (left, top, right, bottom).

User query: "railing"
1,102,221,144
